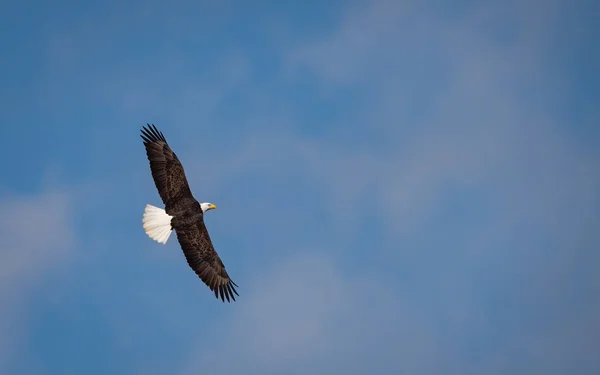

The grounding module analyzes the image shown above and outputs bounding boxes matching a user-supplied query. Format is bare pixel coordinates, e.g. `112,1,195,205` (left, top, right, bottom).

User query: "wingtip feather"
140,124,167,144
213,280,239,303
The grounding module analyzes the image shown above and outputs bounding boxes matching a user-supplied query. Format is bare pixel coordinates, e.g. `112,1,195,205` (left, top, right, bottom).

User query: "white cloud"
287,0,561,87
284,0,597,237
179,251,439,375
0,191,74,373
174,0,599,374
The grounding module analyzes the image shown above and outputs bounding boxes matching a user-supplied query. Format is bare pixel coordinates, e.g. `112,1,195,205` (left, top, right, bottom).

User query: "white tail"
142,204,173,244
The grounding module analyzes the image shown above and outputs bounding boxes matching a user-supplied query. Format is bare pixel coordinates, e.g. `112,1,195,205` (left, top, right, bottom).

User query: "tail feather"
142,204,173,244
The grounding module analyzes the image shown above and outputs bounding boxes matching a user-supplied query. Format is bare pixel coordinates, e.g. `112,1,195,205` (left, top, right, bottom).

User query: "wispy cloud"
2,0,598,374
179,251,440,375
173,0,600,374
0,190,73,373
285,0,599,237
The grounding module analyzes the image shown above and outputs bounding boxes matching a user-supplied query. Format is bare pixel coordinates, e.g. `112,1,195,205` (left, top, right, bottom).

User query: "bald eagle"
140,124,239,302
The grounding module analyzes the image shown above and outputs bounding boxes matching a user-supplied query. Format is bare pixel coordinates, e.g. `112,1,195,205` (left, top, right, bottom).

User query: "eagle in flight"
140,124,239,302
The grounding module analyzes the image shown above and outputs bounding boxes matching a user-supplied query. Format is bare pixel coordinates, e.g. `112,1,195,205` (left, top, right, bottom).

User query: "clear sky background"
1,0,599,374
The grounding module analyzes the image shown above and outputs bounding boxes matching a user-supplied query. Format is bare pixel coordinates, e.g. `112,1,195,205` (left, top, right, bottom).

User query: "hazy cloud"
5,0,596,374
0,191,73,373
179,251,440,375
175,0,599,374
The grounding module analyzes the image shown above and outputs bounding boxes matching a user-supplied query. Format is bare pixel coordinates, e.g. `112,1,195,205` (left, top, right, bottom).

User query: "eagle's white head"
200,202,217,213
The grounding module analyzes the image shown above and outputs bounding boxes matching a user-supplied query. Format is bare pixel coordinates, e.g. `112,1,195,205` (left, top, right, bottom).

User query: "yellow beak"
209,204,217,210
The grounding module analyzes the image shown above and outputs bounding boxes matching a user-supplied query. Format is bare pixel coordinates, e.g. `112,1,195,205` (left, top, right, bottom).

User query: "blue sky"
1,0,599,374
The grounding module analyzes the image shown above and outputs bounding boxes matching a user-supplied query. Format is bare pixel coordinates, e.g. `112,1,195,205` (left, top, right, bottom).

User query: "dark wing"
174,220,239,302
140,124,193,208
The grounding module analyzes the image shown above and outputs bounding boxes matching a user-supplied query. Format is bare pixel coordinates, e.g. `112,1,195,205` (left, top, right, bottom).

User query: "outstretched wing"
174,220,239,302
140,124,193,208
